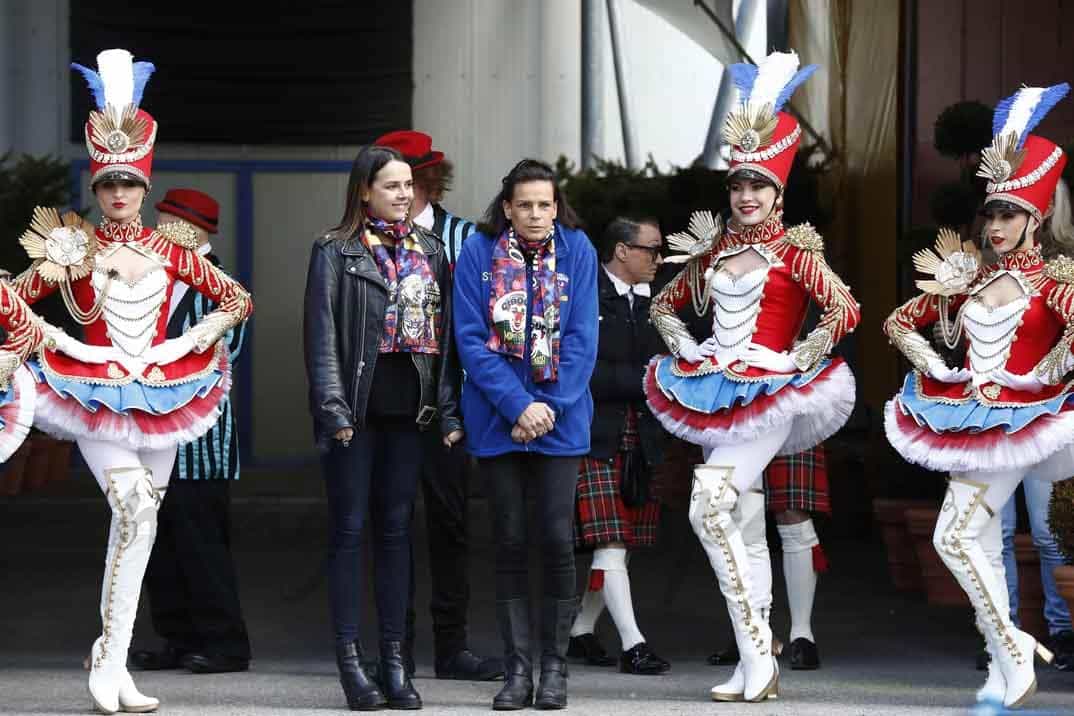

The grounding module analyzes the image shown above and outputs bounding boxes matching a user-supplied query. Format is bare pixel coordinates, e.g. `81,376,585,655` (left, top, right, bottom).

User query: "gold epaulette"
782,222,824,253
1045,255,1074,284
155,221,201,250
19,207,97,284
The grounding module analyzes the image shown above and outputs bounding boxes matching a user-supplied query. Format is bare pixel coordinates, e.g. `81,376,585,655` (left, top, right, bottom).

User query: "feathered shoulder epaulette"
664,211,722,265
911,227,981,296
782,223,824,253
19,206,97,284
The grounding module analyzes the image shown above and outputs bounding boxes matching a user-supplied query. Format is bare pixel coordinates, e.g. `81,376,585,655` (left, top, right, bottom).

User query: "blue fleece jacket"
453,223,598,457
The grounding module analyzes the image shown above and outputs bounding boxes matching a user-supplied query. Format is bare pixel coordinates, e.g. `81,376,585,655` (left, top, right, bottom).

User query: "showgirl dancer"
644,50,860,702
884,82,1073,709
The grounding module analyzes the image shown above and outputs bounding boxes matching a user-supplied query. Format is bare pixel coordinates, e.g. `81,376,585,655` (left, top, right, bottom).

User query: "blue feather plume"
991,92,1017,137
727,63,758,103
1019,82,1070,149
131,61,156,107
773,64,818,112
70,62,105,109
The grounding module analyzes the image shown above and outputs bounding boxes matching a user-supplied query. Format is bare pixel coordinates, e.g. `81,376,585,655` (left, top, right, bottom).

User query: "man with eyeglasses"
568,217,672,675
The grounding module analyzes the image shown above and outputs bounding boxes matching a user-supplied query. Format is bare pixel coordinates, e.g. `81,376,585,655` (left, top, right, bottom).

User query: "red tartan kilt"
575,454,661,548
763,444,831,515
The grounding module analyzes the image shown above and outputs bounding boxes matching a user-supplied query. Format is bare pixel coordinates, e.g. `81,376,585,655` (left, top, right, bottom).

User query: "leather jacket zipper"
352,282,369,424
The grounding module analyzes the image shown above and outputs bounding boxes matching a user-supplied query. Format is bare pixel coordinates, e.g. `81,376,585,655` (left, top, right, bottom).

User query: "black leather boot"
493,599,533,710
534,597,577,710
336,642,387,711
379,641,422,710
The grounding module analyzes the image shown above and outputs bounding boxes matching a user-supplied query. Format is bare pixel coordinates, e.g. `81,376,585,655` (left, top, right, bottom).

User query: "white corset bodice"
962,295,1028,376
93,266,168,358
710,265,768,366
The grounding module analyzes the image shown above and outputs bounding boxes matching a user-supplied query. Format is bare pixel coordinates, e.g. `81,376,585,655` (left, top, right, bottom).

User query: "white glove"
677,338,716,365
925,357,972,384
742,343,797,373
986,368,1046,394
48,330,121,365
142,334,197,367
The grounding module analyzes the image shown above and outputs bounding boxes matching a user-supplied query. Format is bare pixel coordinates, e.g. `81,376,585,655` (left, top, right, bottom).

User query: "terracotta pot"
1014,534,1048,642
1054,565,1074,624
905,507,970,607
873,498,934,592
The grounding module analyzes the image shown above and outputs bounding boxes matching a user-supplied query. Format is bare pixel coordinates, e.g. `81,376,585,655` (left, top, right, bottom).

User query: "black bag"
619,444,651,508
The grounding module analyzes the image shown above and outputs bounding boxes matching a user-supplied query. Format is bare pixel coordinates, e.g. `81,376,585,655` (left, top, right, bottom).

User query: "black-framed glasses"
621,243,662,261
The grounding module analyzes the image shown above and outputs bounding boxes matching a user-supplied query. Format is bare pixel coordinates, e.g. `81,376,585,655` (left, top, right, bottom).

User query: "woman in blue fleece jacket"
453,159,598,710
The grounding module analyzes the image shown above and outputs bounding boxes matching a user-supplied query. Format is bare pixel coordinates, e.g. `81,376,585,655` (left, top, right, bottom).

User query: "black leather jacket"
303,227,462,447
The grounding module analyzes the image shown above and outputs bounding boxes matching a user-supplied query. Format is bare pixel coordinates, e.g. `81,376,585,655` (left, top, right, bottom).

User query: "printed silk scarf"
363,221,440,354
486,227,561,383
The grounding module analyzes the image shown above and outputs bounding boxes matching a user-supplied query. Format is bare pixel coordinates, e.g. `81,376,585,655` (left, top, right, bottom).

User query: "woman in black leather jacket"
303,145,462,711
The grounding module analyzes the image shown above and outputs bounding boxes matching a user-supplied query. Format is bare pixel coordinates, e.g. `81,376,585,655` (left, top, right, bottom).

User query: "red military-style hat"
722,51,817,190
978,83,1070,221
156,188,219,234
72,49,158,190
374,130,445,171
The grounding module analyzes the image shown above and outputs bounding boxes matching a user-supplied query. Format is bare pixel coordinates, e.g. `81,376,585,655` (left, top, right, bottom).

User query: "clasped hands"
678,338,798,373
925,358,1045,393
511,401,555,443
47,328,195,376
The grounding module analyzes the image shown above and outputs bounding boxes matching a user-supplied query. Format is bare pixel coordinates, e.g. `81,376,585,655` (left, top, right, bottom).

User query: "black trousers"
480,453,580,601
144,478,251,660
406,435,471,660
323,427,423,648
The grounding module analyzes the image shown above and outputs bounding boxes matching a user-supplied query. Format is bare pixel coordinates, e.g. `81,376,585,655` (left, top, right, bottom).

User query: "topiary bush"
934,101,994,160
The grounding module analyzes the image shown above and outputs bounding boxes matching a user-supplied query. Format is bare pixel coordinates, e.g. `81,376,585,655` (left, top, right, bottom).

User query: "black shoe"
788,638,821,670
379,640,422,710
493,599,534,710
129,645,188,671
707,642,739,666
1048,630,1074,671
435,649,504,680
534,657,568,710
534,597,576,710
619,643,670,675
566,634,615,667
975,649,990,671
182,652,250,674
337,643,388,711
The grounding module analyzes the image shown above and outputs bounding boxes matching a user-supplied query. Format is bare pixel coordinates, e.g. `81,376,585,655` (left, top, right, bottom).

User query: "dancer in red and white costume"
884,82,1072,709
12,49,252,714
644,50,859,703
0,278,55,462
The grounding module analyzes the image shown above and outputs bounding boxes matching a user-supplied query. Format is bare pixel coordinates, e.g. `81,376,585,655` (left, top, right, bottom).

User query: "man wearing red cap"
130,188,251,675
373,130,501,681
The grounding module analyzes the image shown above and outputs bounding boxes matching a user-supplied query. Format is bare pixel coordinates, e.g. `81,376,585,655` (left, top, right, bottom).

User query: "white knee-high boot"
933,477,1052,709
690,465,778,703
88,467,161,715
976,513,1008,704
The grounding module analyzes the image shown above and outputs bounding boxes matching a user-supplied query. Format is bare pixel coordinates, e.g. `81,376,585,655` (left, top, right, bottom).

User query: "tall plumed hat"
977,83,1070,220
71,49,157,189
722,50,817,190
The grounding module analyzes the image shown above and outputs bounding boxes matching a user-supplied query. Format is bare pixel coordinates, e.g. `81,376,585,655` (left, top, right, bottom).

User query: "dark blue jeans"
323,427,423,648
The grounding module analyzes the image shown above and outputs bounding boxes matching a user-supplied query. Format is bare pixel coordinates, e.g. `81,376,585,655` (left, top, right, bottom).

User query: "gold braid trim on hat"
722,102,779,154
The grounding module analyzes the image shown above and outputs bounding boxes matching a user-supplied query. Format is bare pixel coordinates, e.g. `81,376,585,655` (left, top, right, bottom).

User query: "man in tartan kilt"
568,218,671,675
709,444,831,670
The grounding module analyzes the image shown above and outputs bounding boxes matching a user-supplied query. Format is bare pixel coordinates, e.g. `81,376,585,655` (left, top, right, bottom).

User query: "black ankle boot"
534,597,577,710
336,643,387,711
493,599,533,710
379,641,422,710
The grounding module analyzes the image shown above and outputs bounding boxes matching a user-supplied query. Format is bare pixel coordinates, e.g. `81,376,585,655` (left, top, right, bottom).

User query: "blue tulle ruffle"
895,371,1073,434
28,359,223,416
653,355,830,414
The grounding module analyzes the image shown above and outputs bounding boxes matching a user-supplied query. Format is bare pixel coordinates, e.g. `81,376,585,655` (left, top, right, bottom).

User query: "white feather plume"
746,51,800,112
998,87,1045,141
96,49,134,109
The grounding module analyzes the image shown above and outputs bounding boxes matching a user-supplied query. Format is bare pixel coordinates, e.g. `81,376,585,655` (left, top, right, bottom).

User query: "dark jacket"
303,226,462,447
589,266,669,464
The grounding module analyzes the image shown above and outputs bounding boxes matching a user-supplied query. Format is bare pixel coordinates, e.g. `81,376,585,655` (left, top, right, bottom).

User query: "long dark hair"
327,145,406,241
478,159,581,236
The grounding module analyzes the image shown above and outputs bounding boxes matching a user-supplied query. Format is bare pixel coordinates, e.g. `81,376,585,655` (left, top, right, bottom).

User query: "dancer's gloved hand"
47,329,122,364
678,338,717,365
926,357,972,384
985,368,1046,394
742,343,797,373
143,334,196,366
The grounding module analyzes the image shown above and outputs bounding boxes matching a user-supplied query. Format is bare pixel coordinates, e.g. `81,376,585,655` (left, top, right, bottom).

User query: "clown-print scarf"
486,227,561,383
363,224,440,354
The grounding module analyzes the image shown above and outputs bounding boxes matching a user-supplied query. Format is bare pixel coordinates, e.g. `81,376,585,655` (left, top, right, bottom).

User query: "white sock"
591,546,645,650
570,574,606,637
778,520,819,643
